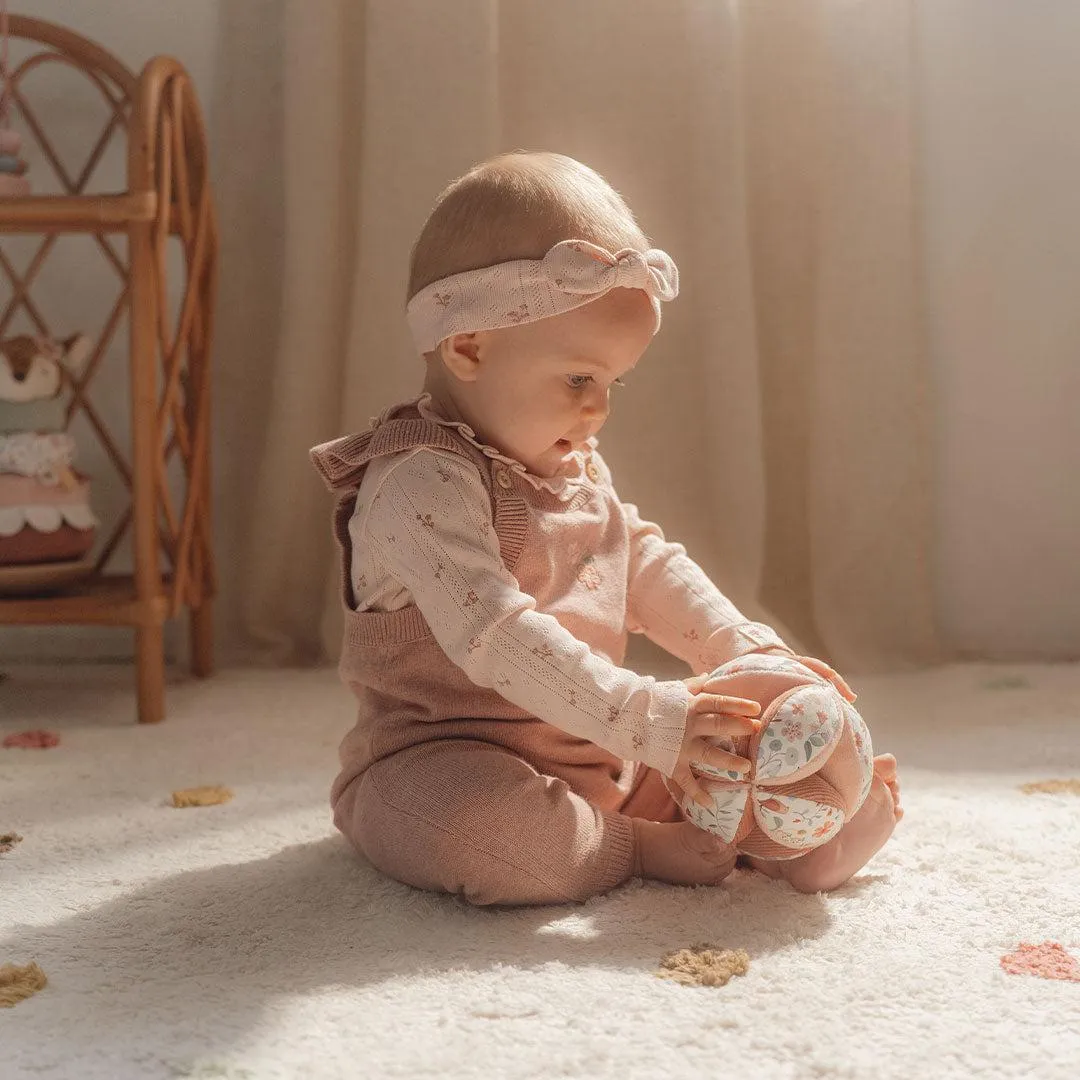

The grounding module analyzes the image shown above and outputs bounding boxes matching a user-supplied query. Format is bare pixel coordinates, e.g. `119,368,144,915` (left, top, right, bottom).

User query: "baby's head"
406,151,676,478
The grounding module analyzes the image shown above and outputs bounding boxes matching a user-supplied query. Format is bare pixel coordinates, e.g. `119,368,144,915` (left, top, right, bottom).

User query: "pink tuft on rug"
2,730,61,749
1000,942,1080,982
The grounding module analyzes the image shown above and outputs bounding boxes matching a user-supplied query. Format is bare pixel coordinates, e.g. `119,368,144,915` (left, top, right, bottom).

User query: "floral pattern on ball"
751,789,845,851
754,684,845,781
844,702,876,810
684,782,750,844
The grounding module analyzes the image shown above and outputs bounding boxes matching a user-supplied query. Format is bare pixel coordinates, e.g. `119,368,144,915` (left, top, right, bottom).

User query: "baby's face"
459,287,657,477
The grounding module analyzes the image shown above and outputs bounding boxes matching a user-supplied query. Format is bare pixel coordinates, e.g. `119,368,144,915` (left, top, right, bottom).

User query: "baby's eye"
566,374,628,390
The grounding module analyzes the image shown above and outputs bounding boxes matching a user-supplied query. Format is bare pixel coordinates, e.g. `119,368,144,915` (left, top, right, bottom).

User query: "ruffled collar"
412,392,592,495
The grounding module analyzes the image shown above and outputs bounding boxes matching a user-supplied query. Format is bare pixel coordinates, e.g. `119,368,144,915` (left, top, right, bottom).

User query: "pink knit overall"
311,402,684,906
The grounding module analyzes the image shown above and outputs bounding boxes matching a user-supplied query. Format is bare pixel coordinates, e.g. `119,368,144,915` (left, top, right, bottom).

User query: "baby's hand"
790,654,857,703
671,677,762,810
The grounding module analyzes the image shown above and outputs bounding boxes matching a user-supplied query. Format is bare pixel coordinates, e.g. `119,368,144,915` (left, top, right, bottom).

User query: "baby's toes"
885,778,903,820
872,753,897,781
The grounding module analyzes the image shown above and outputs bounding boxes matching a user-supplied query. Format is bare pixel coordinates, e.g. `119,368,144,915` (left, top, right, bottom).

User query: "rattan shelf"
0,16,218,723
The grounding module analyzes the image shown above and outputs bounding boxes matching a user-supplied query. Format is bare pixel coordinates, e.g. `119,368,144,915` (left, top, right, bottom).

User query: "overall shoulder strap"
310,417,486,495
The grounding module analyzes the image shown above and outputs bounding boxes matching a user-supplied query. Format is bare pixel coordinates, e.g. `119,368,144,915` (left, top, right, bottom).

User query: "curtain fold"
211,0,943,673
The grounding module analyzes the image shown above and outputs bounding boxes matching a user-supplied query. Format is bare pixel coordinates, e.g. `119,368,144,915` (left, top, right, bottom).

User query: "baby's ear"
439,333,482,382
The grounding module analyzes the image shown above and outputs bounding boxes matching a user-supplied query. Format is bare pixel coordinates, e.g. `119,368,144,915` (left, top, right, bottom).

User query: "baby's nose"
582,391,610,423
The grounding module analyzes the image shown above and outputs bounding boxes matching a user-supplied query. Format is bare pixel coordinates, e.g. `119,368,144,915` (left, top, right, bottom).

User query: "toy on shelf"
0,333,97,592
0,14,218,722
0,128,29,196
0,1,30,196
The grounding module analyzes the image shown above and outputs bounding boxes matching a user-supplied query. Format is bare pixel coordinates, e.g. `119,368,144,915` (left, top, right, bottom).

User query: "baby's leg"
621,767,742,887
334,738,639,906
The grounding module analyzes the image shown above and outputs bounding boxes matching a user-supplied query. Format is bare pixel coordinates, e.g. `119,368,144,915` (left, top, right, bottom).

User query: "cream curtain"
211,0,943,673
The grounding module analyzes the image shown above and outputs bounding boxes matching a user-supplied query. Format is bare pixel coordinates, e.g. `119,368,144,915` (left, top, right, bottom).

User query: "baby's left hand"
686,652,857,703
790,654,857,703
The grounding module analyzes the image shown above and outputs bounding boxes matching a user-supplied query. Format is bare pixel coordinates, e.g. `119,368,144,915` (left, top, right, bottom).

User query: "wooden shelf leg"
190,599,213,677
130,205,162,722
135,622,165,724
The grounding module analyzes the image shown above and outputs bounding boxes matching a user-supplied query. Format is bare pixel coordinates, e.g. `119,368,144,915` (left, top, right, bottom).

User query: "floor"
1,661,1078,1079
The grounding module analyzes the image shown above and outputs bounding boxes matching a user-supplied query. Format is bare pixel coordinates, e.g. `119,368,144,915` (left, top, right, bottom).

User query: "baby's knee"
338,747,594,906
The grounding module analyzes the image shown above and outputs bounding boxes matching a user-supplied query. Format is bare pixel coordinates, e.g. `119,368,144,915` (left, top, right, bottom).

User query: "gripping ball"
675,653,875,860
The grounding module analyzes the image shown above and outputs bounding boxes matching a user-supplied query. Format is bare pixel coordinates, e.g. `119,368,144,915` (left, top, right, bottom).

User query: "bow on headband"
404,237,681,354
541,240,679,303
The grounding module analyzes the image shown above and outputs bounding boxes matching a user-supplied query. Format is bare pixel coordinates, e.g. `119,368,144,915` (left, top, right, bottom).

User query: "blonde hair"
406,151,650,302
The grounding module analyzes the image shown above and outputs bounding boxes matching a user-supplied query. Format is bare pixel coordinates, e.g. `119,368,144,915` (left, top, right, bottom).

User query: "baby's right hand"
670,679,762,810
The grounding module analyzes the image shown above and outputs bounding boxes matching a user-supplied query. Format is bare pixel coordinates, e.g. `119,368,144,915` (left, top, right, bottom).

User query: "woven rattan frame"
0,15,218,723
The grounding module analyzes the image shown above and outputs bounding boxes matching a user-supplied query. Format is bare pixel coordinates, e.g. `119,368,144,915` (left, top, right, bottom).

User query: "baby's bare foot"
633,819,738,887
873,753,904,822
743,763,901,893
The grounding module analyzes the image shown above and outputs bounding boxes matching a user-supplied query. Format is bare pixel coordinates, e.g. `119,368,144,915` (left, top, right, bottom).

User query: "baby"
310,151,902,906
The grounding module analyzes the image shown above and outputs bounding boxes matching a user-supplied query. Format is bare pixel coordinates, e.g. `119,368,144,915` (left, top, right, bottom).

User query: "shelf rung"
0,192,157,232
0,573,170,626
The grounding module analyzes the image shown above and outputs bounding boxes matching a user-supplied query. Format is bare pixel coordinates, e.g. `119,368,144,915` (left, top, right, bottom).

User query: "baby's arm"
599,454,790,673
609,458,857,703
623,499,789,669
360,448,693,776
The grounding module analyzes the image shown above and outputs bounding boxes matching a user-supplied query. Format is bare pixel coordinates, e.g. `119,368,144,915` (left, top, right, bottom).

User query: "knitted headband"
405,239,680,355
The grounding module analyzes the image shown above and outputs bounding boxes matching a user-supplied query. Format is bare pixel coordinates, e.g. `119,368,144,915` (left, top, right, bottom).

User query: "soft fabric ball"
672,652,875,861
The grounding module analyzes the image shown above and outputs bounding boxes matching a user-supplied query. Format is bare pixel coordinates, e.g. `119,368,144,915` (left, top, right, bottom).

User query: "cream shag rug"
1,661,1079,1080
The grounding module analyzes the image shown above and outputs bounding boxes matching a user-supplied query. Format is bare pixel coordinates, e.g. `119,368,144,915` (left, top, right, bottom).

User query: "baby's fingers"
673,768,715,811
691,693,761,719
695,691,761,714
692,704,763,739
691,738,753,779
683,674,709,695
795,655,857,703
